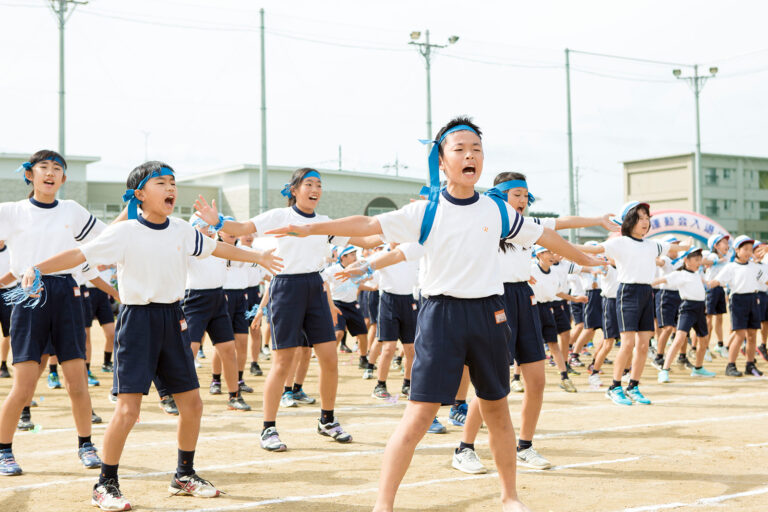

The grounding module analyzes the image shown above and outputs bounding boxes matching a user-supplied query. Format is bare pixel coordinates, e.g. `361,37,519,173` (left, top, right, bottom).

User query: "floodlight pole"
259,8,268,213
565,48,576,242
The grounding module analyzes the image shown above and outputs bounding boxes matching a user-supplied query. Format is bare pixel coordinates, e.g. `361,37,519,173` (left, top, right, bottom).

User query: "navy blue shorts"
80,285,92,327
183,288,234,344
269,272,335,349
729,293,761,331
0,298,11,337
246,286,262,310
616,283,654,333
602,297,619,339
537,301,559,344
706,286,727,316
676,300,708,337
334,300,368,336
656,289,681,328
651,289,657,319
88,287,115,326
410,295,511,404
224,289,249,335
366,290,380,324
10,275,86,364
551,300,571,334
584,289,604,330
359,290,371,319
378,292,418,344
113,302,198,396
504,282,546,364
570,302,585,325
758,291,768,322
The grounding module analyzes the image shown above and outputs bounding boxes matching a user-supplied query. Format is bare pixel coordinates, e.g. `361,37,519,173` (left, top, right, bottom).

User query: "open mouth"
461,166,476,176
43,179,55,186
308,194,319,202
165,195,176,208
515,206,525,214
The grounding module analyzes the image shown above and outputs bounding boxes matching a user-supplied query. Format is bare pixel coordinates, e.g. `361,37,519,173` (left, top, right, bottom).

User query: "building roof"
0,152,100,163
622,152,768,165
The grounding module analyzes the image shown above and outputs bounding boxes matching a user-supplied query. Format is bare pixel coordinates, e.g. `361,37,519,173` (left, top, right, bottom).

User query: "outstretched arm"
557,292,587,303
193,195,256,237
335,248,406,282
88,277,120,302
212,242,283,275
574,243,606,255
266,215,383,238
0,272,16,288
21,248,87,288
555,214,618,232
349,234,385,249
537,228,603,266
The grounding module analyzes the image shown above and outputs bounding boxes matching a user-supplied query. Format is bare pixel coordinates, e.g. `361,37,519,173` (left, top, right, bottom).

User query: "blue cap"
532,245,549,257
663,235,680,244
337,246,356,262
733,235,754,249
610,200,650,225
707,233,730,252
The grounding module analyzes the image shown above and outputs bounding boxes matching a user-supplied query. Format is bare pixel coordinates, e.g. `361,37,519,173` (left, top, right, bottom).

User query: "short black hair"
435,116,482,157
28,149,67,170
285,167,319,207
126,160,175,190
493,171,526,186
621,203,650,237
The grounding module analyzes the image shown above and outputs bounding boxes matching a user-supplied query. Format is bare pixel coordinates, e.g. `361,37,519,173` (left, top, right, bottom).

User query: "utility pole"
338,145,342,171
409,30,459,140
673,65,718,214
384,155,408,177
574,164,580,217
51,0,87,199
259,8,268,213
564,48,576,242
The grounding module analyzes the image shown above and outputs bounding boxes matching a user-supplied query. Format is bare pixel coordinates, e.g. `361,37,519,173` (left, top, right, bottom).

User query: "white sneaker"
621,372,631,383
510,379,524,393
280,391,297,408
452,448,487,474
362,368,374,380
92,479,131,511
260,426,287,452
704,349,713,362
193,359,201,369
516,446,552,470
717,345,729,358
588,373,602,389
169,473,221,497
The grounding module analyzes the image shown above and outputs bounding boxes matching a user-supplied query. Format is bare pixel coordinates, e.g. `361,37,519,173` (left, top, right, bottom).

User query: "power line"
571,67,676,84
569,49,693,68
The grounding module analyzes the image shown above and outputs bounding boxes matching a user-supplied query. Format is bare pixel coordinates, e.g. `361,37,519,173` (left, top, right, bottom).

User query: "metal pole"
338,145,342,171
693,64,702,214
58,0,66,198
565,48,575,242
425,29,432,140
259,8,268,213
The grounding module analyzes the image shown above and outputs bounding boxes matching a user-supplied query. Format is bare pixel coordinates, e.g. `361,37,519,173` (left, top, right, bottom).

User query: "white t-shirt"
85,266,117,289
499,217,556,284
223,259,249,290
569,274,586,295
716,261,766,295
0,198,105,277
73,263,99,287
377,243,422,295
757,261,768,293
551,260,582,296
250,206,349,275
321,262,362,303
654,256,679,290
0,245,17,288
80,216,216,305
601,236,671,285
600,265,619,299
529,262,561,303
187,254,227,290
376,191,543,298
705,255,730,282
663,269,707,301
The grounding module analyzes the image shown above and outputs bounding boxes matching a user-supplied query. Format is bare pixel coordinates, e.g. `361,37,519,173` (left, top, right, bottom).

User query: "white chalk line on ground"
619,485,768,512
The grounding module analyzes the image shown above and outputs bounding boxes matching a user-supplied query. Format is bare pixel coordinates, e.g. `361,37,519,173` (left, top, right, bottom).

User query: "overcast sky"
2,0,767,216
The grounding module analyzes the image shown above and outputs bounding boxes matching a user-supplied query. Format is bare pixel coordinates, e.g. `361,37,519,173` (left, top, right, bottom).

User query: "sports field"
1,329,766,512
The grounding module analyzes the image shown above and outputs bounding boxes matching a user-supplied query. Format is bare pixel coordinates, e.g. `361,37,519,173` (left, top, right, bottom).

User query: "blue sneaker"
0,449,22,476
606,386,632,406
691,367,716,378
197,348,206,359
47,372,61,389
427,417,447,434
626,386,652,405
87,371,100,387
449,403,468,426
78,442,101,469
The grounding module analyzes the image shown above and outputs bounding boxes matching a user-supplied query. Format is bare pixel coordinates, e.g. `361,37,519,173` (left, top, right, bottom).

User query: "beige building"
623,152,768,239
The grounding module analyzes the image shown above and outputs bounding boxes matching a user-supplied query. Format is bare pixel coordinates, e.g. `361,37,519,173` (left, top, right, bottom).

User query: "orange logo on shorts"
179,319,188,331
73,287,81,297
494,310,507,324
530,295,537,306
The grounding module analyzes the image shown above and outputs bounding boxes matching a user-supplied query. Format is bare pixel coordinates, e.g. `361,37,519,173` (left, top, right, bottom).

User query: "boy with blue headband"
266,117,601,512
19,161,283,511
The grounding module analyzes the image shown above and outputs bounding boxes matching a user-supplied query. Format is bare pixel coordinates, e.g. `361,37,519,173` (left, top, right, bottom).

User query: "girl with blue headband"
18,160,282,510
0,149,107,477
194,167,382,453
265,116,602,512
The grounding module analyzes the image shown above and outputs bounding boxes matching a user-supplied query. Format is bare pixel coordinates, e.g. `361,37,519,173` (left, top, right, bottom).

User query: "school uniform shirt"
499,218,556,284
600,236,671,284
705,255,730,282
377,243,422,295
715,261,766,294
599,265,619,299
529,263,561,303
655,256,679,290
247,259,267,288
568,273,586,296
376,191,543,298
579,270,599,291
79,215,217,305
755,258,768,293
249,206,350,275
321,262,363,303
223,259,249,290
552,260,582,295
187,253,227,290
0,245,16,288
662,269,706,301
85,266,116,289
73,264,99,287
0,198,105,278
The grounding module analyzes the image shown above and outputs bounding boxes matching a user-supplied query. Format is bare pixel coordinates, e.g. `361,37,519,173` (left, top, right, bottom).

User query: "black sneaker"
372,383,391,400
358,358,368,370
401,384,410,398
339,344,352,354
569,353,584,367
250,362,263,377
758,344,768,362
91,410,102,424
159,396,179,415
746,362,764,377
238,380,254,393
209,381,222,395
17,411,34,431
604,358,613,365
678,355,694,370
0,366,10,379
101,362,114,373
227,395,252,411
651,354,664,370
725,363,743,377
566,363,581,376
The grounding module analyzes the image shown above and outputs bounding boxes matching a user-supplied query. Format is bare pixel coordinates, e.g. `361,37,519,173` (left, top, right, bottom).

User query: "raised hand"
601,213,620,232
193,195,220,226
334,261,368,282
265,224,312,238
258,248,284,274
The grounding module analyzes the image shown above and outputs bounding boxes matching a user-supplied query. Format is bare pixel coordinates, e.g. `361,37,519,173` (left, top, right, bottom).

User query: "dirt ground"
0,327,767,512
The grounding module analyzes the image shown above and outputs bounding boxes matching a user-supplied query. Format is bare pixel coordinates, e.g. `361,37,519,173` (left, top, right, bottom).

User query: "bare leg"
263,347,298,422
59,358,93,437
695,335,707,367
518,360,545,442
234,333,248,372
593,337,614,371
661,331,688,371
283,350,301,388
728,330,745,364
173,389,203,451
613,332,636,383
460,398,483,444
573,327,594,355
656,326,674,357
0,361,38,443
102,322,115,364
312,341,339,411
213,341,239,393
547,342,567,373
249,321,262,363
557,330,571,368
101,393,142,464
377,342,397,382
0,336,9,366
402,344,415,380
294,346,311,387
746,329,758,362
368,339,382,366
629,332,652,381
356,333,368,360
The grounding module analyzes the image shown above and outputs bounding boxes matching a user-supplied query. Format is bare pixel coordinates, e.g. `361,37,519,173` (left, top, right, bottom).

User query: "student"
581,201,685,406
0,150,105,476
85,265,118,373
588,258,620,388
753,241,768,362
238,233,267,376
550,254,581,374
708,235,767,377
654,247,715,382
570,246,604,367
705,234,732,358
0,241,13,379
20,161,281,509
194,167,380,452
567,271,586,360
183,218,250,411
265,118,600,512
652,236,684,370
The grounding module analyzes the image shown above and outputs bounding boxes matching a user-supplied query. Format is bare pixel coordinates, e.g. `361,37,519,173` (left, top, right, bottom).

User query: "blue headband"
337,246,356,263
281,170,321,198
484,179,535,207
122,167,175,220
15,156,67,185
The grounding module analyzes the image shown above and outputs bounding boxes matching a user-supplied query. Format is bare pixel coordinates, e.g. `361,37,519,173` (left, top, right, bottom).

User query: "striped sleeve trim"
75,215,96,241
192,230,203,257
505,211,524,240
656,242,663,256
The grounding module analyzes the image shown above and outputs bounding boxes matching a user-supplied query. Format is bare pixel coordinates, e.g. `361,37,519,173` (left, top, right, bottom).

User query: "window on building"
722,168,734,179
365,197,397,216
704,199,718,218
106,204,122,214
759,171,768,189
704,167,718,185
760,232,768,241
760,202,768,221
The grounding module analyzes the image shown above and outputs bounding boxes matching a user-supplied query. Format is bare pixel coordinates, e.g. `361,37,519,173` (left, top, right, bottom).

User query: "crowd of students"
0,117,765,512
